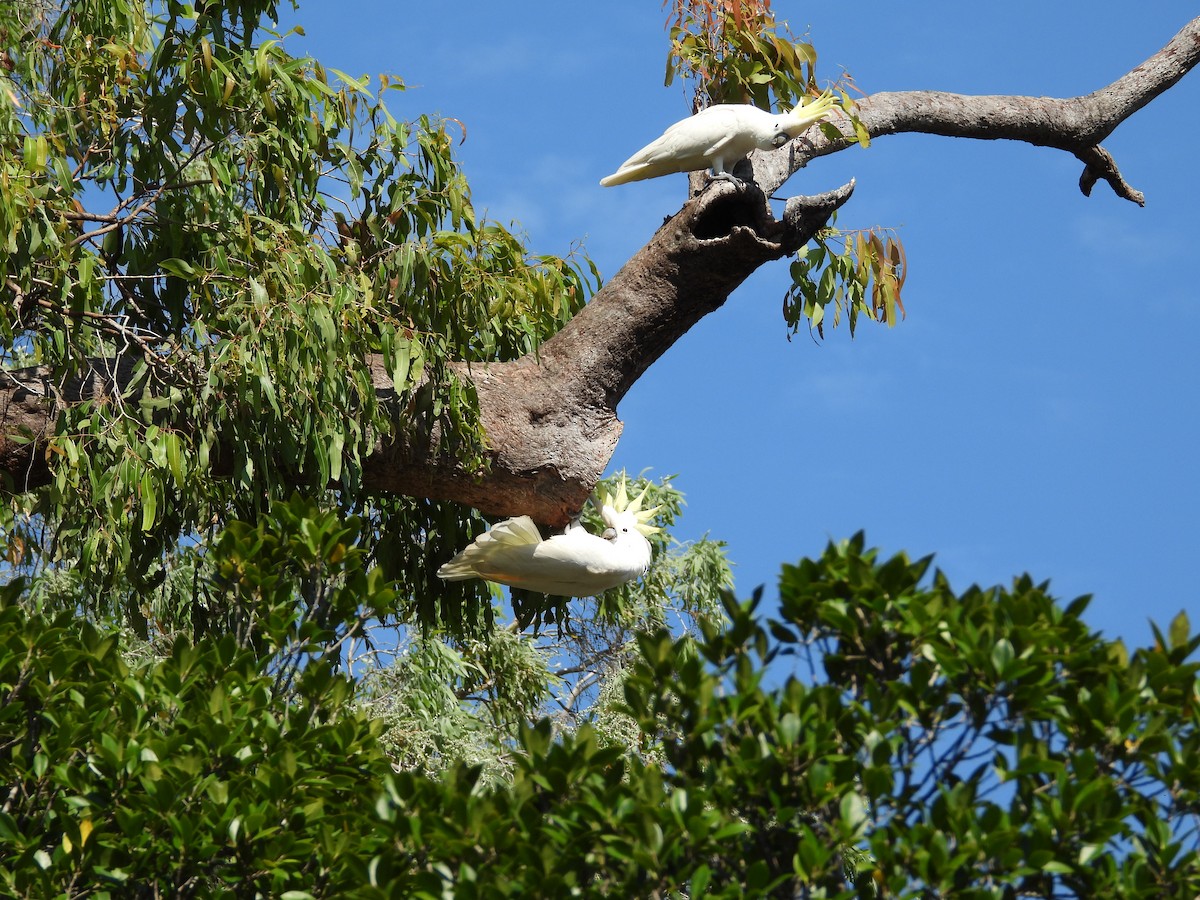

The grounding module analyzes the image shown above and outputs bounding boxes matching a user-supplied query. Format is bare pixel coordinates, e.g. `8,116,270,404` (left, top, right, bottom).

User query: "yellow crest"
600,475,661,537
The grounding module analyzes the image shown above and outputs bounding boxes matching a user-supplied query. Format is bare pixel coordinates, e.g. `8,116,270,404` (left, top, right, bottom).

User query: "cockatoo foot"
694,169,755,197
708,171,741,184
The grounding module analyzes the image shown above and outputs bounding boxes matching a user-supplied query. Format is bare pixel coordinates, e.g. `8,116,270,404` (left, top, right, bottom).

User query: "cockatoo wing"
437,516,650,597
656,106,754,153
600,104,787,184
600,106,764,186
436,515,543,581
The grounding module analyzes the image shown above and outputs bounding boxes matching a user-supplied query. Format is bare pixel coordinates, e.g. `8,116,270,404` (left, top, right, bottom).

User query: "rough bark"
2,17,1198,525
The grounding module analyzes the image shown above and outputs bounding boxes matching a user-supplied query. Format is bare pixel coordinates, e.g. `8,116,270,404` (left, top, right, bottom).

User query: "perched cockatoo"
600,92,837,187
437,479,660,597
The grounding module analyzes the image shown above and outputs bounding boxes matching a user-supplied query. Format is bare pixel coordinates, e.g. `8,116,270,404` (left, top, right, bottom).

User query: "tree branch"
758,16,1200,201
303,178,854,524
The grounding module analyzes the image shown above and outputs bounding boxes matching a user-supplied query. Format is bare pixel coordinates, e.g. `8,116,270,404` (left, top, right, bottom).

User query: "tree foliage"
664,0,819,108
4,533,1196,896
0,0,593,631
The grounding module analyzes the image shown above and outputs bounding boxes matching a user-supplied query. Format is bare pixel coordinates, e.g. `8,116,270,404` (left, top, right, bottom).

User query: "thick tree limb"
2,18,1197,525
369,179,862,523
758,16,1200,200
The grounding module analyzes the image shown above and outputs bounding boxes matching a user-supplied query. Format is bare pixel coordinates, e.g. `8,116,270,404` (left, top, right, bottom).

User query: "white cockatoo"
600,92,837,187
437,479,660,597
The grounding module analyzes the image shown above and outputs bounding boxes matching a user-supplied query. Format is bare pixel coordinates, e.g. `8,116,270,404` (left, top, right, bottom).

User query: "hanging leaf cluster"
784,218,906,340
662,0,818,108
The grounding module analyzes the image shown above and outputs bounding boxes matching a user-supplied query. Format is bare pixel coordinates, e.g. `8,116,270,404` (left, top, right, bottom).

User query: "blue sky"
280,3,1200,647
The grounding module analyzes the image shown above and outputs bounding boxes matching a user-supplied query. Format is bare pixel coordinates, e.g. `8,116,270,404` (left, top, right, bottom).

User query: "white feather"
437,506,652,597
600,94,836,187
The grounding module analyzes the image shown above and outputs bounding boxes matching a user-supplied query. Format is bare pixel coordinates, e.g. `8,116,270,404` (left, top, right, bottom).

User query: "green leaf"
327,432,344,483
1078,844,1103,866
991,637,1015,676
140,471,157,532
852,116,871,147
391,338,412,388
159,258,197,279
1168,609,1190,650
1041,860,1074,875
840,791,868,838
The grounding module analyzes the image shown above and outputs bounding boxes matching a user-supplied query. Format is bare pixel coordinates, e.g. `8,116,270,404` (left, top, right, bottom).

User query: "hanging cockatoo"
600,92,838,187
437,479,660,597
